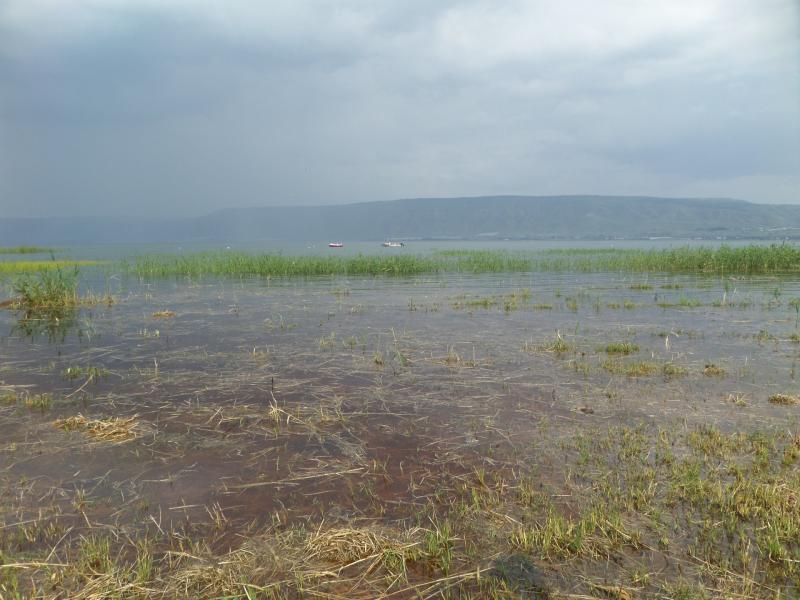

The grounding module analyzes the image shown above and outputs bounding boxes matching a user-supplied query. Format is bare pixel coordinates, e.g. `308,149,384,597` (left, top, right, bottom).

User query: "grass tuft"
768,394,799,406
12,265,78,309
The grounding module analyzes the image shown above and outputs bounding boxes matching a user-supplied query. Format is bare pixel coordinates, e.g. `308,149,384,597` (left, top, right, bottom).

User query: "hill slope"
2,196,799,244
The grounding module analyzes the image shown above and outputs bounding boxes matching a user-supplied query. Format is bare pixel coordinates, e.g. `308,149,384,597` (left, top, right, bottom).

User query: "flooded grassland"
0,264,799,598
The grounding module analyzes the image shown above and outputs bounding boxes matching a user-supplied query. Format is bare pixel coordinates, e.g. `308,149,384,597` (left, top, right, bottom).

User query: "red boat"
328,242,343,248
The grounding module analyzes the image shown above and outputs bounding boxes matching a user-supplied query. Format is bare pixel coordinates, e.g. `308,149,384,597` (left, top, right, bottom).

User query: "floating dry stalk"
54,414,139,441
152,310,177,318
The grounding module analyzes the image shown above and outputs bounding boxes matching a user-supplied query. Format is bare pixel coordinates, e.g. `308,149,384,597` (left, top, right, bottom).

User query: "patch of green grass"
123,244,800,279
662,363,688,376
601,359,659,377
535,244,800,274
23,393,53,411
128,250,535,279
604,342,639,355
528,332,572,354
657,296,702,308
0,246,52,254
0,260,101,277
12,266,79,309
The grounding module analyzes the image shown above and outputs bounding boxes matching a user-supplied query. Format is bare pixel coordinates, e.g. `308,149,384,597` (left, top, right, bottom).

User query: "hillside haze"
2,196,800,244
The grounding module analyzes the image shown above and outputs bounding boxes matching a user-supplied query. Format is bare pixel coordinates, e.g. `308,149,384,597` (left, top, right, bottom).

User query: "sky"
0,0,798,217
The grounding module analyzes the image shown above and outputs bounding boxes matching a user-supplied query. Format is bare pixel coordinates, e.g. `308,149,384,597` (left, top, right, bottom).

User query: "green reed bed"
536,243,800,274
0,245,52,254
0,260,102,276
128,252,443,278
125,251,535,278
12,265,79,309
125,244,799,279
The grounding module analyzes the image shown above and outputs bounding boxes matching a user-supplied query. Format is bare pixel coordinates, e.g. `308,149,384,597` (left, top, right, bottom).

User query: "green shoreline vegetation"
0,260,103,276
0,245,52,254
123,244,800,279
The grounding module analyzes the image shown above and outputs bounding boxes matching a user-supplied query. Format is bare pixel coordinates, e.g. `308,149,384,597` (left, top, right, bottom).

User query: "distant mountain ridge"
2,195,800,244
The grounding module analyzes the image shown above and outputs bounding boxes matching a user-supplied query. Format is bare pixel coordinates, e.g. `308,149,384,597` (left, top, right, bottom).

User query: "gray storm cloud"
0,0,798,217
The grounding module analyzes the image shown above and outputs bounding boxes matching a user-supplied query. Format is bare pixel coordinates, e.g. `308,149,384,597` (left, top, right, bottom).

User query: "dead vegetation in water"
53,414,140,441
4,274,800,598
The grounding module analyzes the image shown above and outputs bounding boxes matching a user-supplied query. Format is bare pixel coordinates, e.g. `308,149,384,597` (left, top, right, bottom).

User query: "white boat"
328,242,343,248
381,240,404,247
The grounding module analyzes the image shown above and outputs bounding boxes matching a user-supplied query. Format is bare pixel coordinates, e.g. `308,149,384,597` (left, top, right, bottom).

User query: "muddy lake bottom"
1,272,799,599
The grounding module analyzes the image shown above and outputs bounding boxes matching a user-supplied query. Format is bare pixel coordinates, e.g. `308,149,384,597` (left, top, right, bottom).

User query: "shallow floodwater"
1,269,799,595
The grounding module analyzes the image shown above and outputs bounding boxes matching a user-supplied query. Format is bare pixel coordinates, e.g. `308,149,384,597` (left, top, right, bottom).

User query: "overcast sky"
1,0,798,217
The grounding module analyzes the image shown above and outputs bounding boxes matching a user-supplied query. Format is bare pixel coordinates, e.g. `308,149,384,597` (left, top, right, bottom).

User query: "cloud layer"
1,0,798,216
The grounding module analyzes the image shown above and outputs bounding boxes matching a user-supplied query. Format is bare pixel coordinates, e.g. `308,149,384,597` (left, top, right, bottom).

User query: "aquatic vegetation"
12,265,79,309
62,365,108,381
536,243,800,274
703,363,726,377
152,310,176,318
0,260,102,277
22,392,53,411
0,245,52,254
662,363,688,377
604,342,639,355
122,244,800,280
54,414,139,441
601,359,659,376
657,296,702,308
528,332,572,354
768,394,798,406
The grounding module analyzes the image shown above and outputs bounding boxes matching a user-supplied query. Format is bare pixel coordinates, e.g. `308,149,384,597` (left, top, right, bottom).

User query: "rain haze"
0,0,798,218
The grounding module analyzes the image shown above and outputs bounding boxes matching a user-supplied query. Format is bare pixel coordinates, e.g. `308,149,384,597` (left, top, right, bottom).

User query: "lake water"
1,245,798,597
